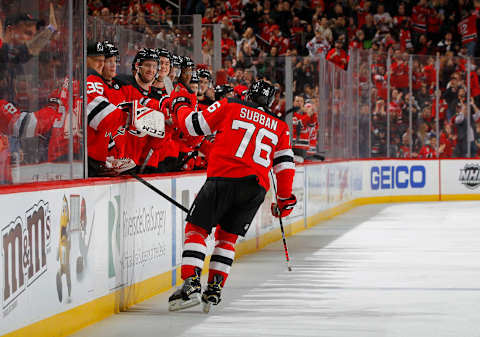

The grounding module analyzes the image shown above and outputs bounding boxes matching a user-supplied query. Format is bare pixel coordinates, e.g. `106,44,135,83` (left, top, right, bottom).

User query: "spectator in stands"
453,98,480,157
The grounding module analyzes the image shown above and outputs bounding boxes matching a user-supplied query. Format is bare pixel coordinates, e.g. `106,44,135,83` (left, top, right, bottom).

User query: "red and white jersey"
418,144,436,158
400,29,412,51
86,70,128,162
326,48,349,70
458,15,477,45
0,76,83,162
411,5,428,33
177,98,295,197
117,75,169,166
306,37,330,56
292,110,311,150
0,99,58,137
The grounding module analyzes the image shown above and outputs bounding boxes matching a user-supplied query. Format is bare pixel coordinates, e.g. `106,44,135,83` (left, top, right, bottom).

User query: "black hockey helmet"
103,41,119,59
180,56,195,69
190,70,199,83
198,69,212,81
215,84,234,101
246,80,276,108
131,48,159,72
171,54,182,68
156,48,171,63
87,41,104,56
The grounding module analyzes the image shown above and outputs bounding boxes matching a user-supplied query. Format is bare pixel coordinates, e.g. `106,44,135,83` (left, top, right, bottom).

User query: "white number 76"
232,119,278,167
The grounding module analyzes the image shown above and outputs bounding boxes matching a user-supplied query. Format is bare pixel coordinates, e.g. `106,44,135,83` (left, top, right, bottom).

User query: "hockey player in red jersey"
168,80,296,312
86,41,135,176
197,69,215,111
115,48,170,173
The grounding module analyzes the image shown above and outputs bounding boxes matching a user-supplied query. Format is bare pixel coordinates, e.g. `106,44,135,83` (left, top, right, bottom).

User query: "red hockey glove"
271,194,297,218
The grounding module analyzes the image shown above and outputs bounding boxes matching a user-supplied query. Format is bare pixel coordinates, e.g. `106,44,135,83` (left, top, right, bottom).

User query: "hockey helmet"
215,84,234,101
180,56,195,69
157,48,171,63
131,48,159,72
87,41,104,56
246,80,276,108
198,69,212,81
171,54,182,68
103,40,119,59
190,70,199,83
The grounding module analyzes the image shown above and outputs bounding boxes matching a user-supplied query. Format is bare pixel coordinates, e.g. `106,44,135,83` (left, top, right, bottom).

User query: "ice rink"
71,201,480,337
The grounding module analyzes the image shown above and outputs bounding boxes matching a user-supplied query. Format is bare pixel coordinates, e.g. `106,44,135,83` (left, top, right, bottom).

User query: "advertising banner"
440,159,480,195
0,187,99,335
363,160,439,196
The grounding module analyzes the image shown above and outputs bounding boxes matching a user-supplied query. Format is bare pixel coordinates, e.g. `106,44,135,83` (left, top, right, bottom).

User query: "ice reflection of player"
56,195,72,303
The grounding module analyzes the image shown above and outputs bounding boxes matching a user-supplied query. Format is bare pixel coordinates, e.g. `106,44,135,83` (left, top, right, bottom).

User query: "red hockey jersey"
458,15,477,45
117,75,169,167
87,71,128,162
176,97,295,197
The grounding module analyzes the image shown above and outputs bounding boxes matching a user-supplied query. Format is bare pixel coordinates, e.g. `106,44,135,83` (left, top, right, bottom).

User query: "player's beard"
138,70,155,86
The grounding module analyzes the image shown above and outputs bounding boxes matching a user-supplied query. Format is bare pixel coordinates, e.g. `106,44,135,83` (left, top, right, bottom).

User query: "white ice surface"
70,201,480,337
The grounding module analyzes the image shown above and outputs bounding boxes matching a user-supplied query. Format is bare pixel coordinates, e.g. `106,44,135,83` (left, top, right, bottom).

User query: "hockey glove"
271,194,297,218
132,100,165,138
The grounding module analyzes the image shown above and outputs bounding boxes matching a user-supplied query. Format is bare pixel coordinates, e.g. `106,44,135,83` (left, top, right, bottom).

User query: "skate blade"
168,293,201,312
202,301,211,313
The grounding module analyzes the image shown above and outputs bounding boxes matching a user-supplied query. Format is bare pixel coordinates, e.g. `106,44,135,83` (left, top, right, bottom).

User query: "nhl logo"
459,163,480,189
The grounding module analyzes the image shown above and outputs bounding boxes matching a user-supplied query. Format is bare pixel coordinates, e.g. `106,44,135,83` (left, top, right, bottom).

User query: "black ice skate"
168,268,202,311
201,274,224,313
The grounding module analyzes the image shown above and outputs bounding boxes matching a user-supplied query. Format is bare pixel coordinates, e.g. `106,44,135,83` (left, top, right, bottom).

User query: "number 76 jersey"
176,97,295,193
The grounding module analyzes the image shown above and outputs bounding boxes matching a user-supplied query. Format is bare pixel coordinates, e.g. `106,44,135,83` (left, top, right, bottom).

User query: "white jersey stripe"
88,99,117,130
13,112,28,138
185,111,198,136
274,149,294,159
273,161,295,173
24,113,38,138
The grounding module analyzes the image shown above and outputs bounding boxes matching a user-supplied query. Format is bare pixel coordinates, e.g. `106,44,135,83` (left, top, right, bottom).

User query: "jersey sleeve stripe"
24,113,37,138
13,112,28,137
273,161,295,173
273,155,294,166
87,97,118,130
274,149,294,159
185,111,212,136
139,98,151,106
191,113,205,135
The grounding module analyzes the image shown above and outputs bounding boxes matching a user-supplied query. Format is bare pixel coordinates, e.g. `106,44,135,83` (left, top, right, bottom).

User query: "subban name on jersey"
239,108,278,131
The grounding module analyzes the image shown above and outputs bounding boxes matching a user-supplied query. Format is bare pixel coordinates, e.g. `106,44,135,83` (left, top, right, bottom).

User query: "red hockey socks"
181,222,209,280
208,226,238,287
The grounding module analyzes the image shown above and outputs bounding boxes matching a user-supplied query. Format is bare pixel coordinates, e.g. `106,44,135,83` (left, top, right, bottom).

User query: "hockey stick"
129,172,189,213
139,149,153,174
269,170,292,272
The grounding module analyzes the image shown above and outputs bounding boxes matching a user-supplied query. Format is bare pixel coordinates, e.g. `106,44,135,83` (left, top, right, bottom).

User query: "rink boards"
1,158,479,337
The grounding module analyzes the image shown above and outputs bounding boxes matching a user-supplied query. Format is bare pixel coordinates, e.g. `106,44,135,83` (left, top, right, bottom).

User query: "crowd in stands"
88,0,480,159
2,0,480,183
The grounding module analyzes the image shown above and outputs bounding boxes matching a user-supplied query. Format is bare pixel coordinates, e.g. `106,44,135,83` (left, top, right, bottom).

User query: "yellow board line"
3,193,480,337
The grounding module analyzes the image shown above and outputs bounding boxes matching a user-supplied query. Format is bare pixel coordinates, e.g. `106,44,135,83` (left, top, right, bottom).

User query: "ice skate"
201,274,224,313
168,268,202,311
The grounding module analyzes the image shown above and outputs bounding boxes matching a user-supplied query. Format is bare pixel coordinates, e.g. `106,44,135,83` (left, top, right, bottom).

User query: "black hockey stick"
269,170,292,272
129,172,189,213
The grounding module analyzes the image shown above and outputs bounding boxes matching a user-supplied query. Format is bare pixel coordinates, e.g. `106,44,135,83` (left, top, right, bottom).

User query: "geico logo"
371,165,426,190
